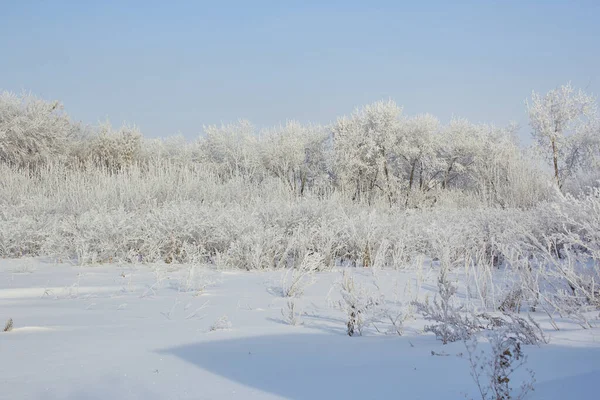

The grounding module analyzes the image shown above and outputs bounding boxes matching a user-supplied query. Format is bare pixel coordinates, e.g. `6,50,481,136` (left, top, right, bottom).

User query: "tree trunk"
405,159,418,207
443,161,454,189
408,159,417,190
300,172,306,196
551,137,561,189
419,160,424,190
382,159,392,206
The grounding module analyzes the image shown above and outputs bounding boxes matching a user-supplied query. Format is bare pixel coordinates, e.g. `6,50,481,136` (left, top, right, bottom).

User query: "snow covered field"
2,2,600,399
2,259,599,400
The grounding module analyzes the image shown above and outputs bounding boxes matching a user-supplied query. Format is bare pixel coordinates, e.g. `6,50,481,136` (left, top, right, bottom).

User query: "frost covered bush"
281,300,302,326
413,266,479,344
281,253,321,297
498,288,525,314
338,271,385,336
198,120,262,181
73,122,142,172
466,329,536,400
0,91,78,168
209,315,232,331
499,190,600,328
481,313,547,346
0,160,587,277
414,258,547,345
141,135,199,166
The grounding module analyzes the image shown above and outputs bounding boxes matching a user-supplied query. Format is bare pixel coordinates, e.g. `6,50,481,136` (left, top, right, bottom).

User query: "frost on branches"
0,91,78,168
527,83,598,190
466,329,536,400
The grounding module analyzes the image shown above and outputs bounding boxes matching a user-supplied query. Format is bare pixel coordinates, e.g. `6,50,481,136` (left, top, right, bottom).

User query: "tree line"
1,84,598,209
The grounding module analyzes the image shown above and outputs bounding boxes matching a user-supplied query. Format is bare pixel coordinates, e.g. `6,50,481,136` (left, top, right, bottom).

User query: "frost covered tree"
436,118,485,190
141,135,199,166
333,100,403,204
568,117,600,192
261,121,329,195
0,91,78,168
397,114,439,192
527,84,597,189
199,120,261,180
387,114,440,207
471,124,550,208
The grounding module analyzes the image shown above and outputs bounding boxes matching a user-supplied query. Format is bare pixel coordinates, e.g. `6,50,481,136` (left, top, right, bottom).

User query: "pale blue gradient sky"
2,1,599,142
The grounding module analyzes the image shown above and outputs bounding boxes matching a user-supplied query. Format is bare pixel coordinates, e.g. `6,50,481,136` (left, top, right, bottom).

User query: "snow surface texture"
2,259,599,400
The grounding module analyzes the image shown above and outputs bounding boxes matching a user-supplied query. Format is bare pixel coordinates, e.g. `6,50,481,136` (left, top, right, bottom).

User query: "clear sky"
2,1,599,143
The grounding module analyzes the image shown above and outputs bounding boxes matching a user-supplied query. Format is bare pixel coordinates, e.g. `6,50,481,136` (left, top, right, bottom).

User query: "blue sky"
2,1,599,142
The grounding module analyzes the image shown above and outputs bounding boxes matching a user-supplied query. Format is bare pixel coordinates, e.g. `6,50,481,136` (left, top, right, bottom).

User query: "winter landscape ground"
2,259,599,400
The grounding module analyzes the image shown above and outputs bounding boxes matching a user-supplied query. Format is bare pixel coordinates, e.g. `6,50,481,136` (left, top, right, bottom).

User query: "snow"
1,259,599,399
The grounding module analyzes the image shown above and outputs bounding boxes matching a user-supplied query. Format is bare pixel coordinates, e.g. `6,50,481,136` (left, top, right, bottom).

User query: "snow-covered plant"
338,270,383,336
74,121,142,172
553,190,600,309
513,194,600,328
281,252,320,297
141,134,199,166
281,268,311,298
539,253,599,328
172,261,211,296
281,300,302,326
160,297,181,320
498,288,525,314
3,318,13,332
209,315,232,331
478,312,547,346
199,120,261,181
464,246,497,310
413,266,478,344
501,313,546,345
141,265,168,298
466,329,536,400
382,309,406,336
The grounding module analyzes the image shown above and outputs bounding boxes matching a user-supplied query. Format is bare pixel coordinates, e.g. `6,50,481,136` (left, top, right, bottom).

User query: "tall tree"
332,100,402,204
527,84,597,189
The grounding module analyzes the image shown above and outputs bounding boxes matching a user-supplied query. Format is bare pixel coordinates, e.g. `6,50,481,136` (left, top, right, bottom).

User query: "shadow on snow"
157,333,600,400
